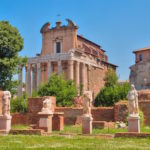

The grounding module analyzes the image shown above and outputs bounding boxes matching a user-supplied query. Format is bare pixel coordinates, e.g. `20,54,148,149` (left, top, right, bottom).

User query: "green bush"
139,109,144,127
38,73,77,106
94,68,130,107
11,93,28,113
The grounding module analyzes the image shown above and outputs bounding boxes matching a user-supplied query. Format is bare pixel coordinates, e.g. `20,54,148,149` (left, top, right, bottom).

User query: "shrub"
105,68,118,87
11,93,28,113
94,68,130,107
139,109,144,127
38,73,77,106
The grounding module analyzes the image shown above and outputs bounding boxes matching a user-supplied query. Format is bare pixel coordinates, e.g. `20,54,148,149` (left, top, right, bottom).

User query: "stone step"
0,130,9,135
92,121,115,129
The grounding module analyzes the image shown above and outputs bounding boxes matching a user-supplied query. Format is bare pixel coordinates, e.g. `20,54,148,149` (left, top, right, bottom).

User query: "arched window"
139,54,142,61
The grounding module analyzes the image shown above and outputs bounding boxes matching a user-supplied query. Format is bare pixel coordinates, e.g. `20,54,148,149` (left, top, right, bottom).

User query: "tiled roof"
77,35,106,51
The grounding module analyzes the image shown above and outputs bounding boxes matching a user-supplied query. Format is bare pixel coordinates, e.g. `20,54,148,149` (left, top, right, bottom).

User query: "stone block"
52,112,64,131
82,116,93,134
0,115,12,132
38,113,53,133
93,121,115,129
128,116,140,133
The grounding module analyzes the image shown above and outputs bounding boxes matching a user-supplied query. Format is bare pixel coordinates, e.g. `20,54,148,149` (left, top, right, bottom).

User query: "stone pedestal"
0,115,12,133
128,116,140,133
38,113,53,133
52,112,64,131
82,115,93,134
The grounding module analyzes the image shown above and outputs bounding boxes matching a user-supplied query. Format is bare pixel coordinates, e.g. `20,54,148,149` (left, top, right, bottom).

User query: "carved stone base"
0,115,12,133
38,113,53,133
128,116,140,133
82,116,93,134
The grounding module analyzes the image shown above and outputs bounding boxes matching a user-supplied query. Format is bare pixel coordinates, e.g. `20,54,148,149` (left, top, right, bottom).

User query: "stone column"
87,65,90,91
17,65,23,96
25,65,28,94
68,60,74,80
58,60,62,75
32,64,37,92
27,64,32,97
81,63,86,92
37,63,41,89
47,62,52,78
75,61,80,94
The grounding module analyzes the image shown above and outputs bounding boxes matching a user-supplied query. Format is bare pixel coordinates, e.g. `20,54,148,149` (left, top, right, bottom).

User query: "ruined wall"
28,96,56,113
139,100,150,126
89,66,106,98
11,95,150,126
0,91,3,115
114,101,128,122
138,90,150,100
130,60,150,90
12,113,29,125
114,100,150,126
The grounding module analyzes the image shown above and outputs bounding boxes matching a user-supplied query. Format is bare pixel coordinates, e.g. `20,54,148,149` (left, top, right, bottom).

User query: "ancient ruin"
127,85,140,133
17,19,117,98
38,97,53,133
82,91,93,134
130,46,150,90
0,91,12,133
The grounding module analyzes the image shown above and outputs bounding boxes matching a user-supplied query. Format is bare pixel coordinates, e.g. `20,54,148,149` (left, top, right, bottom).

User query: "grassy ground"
53,125,150,135
0,135,150,150
6,125,150,149
11,124,150,134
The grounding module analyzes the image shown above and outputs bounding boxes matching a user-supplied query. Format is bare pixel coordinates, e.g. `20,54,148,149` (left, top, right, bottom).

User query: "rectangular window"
56,42,61,53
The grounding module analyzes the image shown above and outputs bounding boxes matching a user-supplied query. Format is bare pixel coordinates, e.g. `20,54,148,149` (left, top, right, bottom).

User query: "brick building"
18,19,117,98
130,46,150,90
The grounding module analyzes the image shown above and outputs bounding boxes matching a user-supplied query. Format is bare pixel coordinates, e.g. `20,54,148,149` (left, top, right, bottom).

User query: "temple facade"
18,19,117,98
130,46,150,90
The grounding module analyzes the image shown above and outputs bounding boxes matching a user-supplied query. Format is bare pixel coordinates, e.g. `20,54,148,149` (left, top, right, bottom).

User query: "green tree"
105,68,118,87
0,21,24,93
38,73,77,106
94,68,130,107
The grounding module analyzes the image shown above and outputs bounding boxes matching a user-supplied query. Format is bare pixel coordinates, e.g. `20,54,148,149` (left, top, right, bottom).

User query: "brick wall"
114,100,150,126
55,107,83,125
27,96,56,124
55,107,114,125
92,107,114,122
139,100,150,126
28,96,56,113
11,113,29,125
114,101,128,122
0,91,3,115
11,97,150,126
138,90,150,101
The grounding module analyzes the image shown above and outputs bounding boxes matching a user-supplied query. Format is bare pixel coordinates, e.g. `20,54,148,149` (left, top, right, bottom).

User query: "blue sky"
1,0,150,80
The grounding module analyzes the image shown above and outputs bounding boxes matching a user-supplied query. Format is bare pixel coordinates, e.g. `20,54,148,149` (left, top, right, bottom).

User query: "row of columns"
18,60,88,97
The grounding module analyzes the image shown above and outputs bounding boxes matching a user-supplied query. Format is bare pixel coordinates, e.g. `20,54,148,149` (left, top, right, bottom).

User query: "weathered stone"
128,116,140,133
18,19,117,98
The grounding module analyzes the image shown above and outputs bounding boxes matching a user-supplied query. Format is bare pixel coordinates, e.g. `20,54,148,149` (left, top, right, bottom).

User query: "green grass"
12,124,150,135
53,125,150,135
3,125,150,149
0,135,150,150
